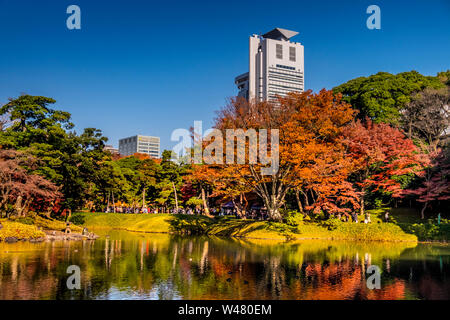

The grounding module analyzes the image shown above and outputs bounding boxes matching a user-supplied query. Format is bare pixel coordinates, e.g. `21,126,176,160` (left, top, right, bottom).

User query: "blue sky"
0,0,449,151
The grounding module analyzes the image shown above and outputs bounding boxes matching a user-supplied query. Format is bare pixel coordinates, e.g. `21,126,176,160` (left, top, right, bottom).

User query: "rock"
4,237,18,243
226,278,232,282
29,237,45,243
43,229,99,242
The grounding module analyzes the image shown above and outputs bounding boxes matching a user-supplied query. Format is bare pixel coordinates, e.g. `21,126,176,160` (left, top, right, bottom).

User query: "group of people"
104,206,155,214
338,211,391,223
102,205,268,220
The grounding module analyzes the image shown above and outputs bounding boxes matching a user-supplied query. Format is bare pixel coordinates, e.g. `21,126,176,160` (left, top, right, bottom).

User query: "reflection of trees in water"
0,236,448,300
256,256,285,299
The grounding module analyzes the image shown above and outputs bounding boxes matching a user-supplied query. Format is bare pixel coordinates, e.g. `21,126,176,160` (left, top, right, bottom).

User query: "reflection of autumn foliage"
0,234,447,300
367,281,406,300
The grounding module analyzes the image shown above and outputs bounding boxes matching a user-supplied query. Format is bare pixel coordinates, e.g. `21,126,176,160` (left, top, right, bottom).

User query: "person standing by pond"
385,211,389,222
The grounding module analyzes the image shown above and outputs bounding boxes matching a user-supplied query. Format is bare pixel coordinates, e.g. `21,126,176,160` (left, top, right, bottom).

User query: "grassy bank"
366,207,450,242
77,212,418,242
0,215,84,241
0,220,46,241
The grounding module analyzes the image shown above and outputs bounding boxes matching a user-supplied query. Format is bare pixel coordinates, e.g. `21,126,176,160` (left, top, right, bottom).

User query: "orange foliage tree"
341,119,427,218
195,89,358,221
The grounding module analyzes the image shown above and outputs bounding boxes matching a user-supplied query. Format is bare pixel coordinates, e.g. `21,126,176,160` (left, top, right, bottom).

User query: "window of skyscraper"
289,47,296,61
276,44,282,59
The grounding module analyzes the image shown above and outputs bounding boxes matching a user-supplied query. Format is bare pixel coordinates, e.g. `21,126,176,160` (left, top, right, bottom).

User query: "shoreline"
86,224,420,243
0,218,99,243
3,213,449,244
0,230,99,243
80,213,419,242
93,227,450,244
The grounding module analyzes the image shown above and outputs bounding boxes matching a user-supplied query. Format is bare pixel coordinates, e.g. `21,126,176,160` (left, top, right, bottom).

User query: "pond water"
0,230,449,300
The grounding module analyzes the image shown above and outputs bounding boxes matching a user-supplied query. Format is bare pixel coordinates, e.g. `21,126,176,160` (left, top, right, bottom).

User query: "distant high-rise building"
235,27,304,102
119,135,160,158
104,144,119,155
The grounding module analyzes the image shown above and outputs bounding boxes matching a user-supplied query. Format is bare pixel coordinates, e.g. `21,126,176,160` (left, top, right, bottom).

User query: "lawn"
75,212,418,242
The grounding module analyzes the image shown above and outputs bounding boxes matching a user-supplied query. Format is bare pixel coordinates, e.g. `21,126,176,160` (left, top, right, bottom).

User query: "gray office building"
119,135,160,158
235,27,304,102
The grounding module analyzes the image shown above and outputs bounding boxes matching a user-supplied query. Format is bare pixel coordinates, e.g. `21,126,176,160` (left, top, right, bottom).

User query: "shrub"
320,218,342,231
14,216,35,225
0,221,45,241
69,213,86,226
407,219,450,241
282,210,304,226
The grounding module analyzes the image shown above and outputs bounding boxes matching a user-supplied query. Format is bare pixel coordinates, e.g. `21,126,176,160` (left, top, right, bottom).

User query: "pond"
0,230,449,300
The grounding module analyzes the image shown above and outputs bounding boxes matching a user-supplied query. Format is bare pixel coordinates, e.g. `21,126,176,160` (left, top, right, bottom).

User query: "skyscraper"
118,135,160,158
235,28,304,102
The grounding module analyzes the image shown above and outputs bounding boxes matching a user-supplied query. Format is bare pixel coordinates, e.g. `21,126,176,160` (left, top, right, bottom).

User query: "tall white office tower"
118,135,160,158
235,28,304,102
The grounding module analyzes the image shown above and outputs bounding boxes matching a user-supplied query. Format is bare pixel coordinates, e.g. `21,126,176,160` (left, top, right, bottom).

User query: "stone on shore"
44,230,99,241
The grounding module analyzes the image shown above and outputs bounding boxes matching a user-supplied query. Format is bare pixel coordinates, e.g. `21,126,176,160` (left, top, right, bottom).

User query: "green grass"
366,207,450,241
79,212,173,233
76,212,418,242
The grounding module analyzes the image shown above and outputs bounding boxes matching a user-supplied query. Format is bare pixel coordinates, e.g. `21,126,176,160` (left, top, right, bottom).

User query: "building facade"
235,27,304,102
118,135,160,158
104,144,119,155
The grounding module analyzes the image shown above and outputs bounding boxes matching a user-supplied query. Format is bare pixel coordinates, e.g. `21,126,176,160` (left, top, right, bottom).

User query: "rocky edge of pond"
1,229,99,243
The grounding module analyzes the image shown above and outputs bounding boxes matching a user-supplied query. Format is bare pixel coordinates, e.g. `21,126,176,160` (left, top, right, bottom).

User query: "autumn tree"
185,164,220,216
342,119,425,218
210,90,356,221
403,149,450,219
0,149,61,218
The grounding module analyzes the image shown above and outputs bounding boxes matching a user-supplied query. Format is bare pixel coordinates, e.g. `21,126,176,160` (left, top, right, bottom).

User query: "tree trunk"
106,191,110,213
112,192,116,213
142,188,146,210
232,197,245,219
295,189,303,213
172,182,179,213
267,207,282,221
421,202,427,219
45,206,53,218
248,165,289,222
200,186,211,217
261,194,283,221
360,195,365,218
22,199,31,217
14,195,24,217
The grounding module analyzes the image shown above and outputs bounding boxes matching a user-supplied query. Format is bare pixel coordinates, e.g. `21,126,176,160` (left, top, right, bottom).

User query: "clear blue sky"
1,0,449,151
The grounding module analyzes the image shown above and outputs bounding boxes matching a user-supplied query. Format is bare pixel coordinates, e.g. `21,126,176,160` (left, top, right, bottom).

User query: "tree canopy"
333,71,444,125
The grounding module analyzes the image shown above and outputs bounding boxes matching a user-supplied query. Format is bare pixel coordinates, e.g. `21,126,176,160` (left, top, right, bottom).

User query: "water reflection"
0,231,449,300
